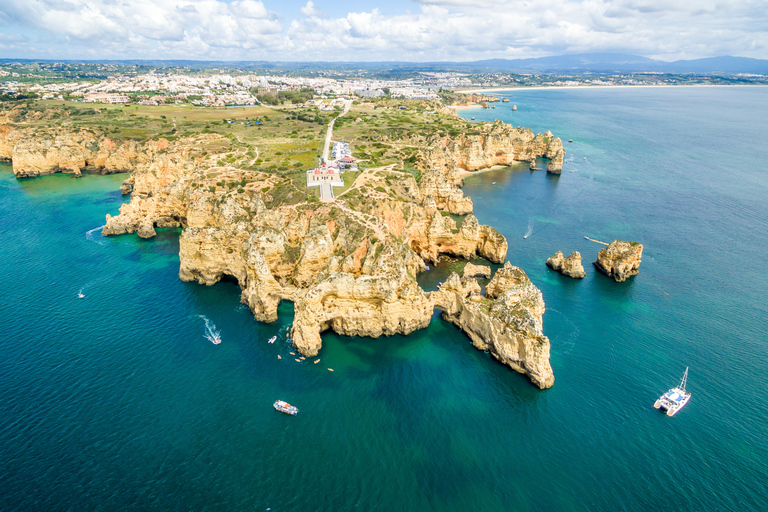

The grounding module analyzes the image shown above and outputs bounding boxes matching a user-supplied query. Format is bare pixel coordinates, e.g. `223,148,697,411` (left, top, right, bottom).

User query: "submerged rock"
594,240,643,282
546,251,586,279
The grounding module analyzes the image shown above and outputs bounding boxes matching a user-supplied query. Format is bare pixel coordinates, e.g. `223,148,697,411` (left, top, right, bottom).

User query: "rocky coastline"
1,112,563,389
0,125,166,178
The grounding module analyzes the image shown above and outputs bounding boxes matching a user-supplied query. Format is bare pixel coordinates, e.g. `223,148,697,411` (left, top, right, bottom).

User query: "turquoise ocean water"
1,86,767,511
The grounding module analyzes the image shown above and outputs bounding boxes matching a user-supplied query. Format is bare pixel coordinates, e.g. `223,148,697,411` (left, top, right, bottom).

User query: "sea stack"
546,251,586,279
594,240,643,282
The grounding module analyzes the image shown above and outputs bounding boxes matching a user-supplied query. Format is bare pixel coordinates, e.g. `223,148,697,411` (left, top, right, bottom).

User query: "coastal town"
3,61,766,106
0,67,455,106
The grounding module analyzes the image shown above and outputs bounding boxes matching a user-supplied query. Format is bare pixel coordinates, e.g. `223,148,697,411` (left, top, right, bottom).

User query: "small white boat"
654,367,691,417
268,336,277,344
78,293,85,299
274,400,298,415
523,234,529,239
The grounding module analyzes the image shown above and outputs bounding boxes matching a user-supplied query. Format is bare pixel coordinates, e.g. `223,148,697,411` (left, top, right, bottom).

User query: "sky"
0,0,766,62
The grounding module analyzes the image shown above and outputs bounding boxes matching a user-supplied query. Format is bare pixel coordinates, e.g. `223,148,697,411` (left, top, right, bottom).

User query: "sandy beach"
456,164,528,177
456,83,766,94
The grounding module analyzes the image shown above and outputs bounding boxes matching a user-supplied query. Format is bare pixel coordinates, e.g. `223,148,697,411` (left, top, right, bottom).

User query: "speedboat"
268,336,277,344
654,367,691,417
274,400,298,415
78,293,85,298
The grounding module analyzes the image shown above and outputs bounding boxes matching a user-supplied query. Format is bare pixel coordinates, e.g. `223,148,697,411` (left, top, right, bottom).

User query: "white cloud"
300,1,325,18
0,0,766,60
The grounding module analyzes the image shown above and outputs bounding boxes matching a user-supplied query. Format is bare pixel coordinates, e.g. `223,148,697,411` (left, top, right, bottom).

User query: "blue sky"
0,0,766,62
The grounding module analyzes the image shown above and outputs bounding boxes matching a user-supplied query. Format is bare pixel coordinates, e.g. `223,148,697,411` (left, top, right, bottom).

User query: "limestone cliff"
546,251,586,279
433,264,554,389
0,124,168,178
594,240,643,282
424,123,565,174
406,211,507,265
7,113,558,388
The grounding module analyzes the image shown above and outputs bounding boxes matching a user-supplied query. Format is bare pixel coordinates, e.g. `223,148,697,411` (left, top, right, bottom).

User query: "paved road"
321,100,352,162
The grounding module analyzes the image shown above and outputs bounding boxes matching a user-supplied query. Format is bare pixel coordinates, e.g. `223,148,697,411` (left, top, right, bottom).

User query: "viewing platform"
307,164,344,202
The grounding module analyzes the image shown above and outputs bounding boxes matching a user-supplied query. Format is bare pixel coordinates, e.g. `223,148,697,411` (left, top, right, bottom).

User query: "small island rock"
546,251,586,279
594,240,643,282
463,262,491,279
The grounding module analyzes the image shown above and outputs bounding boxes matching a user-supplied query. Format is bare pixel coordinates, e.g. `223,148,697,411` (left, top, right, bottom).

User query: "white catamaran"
654,367,691,417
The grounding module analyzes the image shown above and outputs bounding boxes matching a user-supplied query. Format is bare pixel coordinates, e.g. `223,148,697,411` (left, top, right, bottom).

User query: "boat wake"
524,218,534,239
198,315,222,345
85,225,107,245
77,278,101,298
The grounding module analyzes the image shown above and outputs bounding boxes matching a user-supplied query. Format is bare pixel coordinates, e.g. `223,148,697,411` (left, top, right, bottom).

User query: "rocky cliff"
594,240,643,282
7,115,558,388
546,251,586,279
424,122,565,174
0,124,167,178
433,263,554,389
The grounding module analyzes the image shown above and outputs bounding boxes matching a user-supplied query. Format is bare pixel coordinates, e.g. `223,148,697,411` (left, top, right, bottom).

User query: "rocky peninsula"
0,98,564,389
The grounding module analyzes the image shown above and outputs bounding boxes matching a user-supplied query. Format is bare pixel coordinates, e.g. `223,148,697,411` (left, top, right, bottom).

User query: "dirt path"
335,202,386,240
322,99,352,162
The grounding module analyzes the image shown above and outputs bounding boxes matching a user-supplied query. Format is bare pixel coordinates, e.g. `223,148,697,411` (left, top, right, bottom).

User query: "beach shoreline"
457,163,529,176
455,83,768,94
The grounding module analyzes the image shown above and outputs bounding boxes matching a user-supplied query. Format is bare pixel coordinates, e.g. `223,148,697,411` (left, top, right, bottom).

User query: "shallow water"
1,86,767,511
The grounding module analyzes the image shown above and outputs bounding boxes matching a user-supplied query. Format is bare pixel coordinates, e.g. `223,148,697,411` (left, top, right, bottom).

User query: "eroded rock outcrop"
406,211,507,265
433,263,554,389
594,240,643,282
0,125,168,178
463,262,491,279
546,251,586,279
425,123,565,174
419,168,473,215
292,268,432,357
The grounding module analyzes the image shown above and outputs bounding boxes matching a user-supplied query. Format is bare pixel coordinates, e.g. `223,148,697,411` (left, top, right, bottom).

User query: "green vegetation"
255,88,315,106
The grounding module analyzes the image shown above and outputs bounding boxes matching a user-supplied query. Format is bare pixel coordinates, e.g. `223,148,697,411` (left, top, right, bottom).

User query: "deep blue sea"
1,86,767,511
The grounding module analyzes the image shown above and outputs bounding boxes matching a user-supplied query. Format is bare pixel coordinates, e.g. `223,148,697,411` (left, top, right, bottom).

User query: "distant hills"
2,54,768,75
463,53,768,74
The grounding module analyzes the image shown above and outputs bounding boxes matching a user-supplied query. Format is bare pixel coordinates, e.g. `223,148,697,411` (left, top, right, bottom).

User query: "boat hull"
665,395,690,417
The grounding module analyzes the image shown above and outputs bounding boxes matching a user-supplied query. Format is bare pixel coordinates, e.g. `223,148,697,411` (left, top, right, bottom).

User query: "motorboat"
268,336,277,344
274,400,298,415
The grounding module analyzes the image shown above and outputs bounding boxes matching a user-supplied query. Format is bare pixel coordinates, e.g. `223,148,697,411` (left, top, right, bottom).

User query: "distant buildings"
354,88,385,98
84,92,129,104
